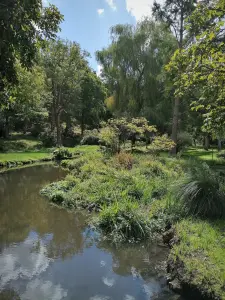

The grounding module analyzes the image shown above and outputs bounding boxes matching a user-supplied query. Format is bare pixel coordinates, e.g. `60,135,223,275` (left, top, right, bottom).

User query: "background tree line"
1,0,225,151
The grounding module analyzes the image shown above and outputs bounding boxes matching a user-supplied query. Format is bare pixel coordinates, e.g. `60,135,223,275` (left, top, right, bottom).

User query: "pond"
0,165,182,300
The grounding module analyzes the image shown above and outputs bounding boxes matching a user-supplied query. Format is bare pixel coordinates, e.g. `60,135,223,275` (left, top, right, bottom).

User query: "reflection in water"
0,165,179,300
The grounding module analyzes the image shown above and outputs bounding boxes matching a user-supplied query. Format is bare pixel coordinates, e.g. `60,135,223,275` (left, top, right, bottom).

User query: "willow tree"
152,0,196,153
96,19,176,131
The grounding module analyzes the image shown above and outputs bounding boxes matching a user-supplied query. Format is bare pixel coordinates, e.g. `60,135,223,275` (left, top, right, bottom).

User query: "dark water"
0,165,178,300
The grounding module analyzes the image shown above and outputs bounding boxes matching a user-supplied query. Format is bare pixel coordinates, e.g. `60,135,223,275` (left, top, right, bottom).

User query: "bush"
52,148,72,160
175,163,225,218
177,131,193,152
114,152,134,170
39,128,57,147
96,201,151,242
218,150,225,159
140,159,168,178
81,135,100,145
99,126,120,154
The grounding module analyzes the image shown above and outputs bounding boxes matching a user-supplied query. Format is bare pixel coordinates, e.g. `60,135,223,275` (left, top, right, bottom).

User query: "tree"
166,0,225,138
73,70,107,135
152,0,196,153
96,19,176,130
0,63,48,137
42,40,88,146
0,0,63,96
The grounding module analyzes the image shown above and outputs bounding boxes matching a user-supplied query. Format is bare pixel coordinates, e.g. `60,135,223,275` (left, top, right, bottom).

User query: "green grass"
182,147,224,163
0,133,42,152
41,148,183,241
169,219,225,300
0,152,51,162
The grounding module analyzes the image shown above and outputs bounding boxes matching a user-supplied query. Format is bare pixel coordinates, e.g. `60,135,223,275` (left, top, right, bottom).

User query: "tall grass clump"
175,162,225,218
96,201,151,243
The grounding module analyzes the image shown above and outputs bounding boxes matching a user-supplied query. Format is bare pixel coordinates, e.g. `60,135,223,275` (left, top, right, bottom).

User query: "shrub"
177,131,193,152
114,152,134,170
81,135,100,145
96,201,150,242
218,150,225,159
39,128,57,147
149,134,175,153
140,160,168,178
175,163,225,218
99,126,120,154
52,148,72,160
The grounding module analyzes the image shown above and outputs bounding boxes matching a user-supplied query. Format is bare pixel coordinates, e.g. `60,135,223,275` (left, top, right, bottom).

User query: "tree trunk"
170,6,184,155
170,97,180,155
204,135,210,150
81,111,85,136
218,139,222,151
4,115,9,139
56,112,62,147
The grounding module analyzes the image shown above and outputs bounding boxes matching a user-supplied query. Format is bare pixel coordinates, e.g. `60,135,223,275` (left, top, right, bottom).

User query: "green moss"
170,219,225,300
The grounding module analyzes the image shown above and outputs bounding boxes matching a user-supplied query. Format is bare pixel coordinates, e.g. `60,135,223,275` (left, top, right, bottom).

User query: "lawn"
182,147,223,163
0,152,51,162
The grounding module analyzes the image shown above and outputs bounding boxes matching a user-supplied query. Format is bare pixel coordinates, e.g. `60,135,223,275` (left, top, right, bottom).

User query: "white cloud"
105,0,117,11
97,8,105,15
42,0,49,6
126,0,164,21
0,236,52,289
22,279,67,300
97,65,103,77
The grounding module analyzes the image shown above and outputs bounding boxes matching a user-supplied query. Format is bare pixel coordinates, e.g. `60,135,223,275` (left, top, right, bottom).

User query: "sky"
43,0,163,73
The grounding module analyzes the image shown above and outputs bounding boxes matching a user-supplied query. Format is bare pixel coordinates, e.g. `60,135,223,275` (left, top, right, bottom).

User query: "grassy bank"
0,152,52,170
40,145,225,299
169,219,225,300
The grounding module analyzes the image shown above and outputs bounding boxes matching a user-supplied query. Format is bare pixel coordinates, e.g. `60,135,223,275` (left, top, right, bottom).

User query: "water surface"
0,165,179,300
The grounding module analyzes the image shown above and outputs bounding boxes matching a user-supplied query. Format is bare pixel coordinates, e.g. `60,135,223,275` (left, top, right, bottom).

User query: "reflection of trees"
97,240,169,280
43,210,90,259
0,289,21,300
0,165,90,260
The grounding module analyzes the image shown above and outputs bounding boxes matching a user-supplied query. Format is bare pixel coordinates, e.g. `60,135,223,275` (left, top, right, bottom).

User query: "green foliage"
96,19,176,127
40,128,57,147
96,201,151,243
100,126,120,154
167,0,225,134
149,135,175,152
52,148,72,160
176,131,193,152
175,163,225,218
80,130,100,145
41,145,183,242
0,0,63,93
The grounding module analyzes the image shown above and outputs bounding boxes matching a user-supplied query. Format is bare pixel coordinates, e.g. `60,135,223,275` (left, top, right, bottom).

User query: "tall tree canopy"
0,0,63,94
152,0,196,153
167,0,225,137
96,19,176,131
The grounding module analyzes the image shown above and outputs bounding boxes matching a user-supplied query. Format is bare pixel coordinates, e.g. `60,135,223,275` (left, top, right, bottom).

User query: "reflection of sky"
22,279,67,300
0,230,170,300
0,232,67,300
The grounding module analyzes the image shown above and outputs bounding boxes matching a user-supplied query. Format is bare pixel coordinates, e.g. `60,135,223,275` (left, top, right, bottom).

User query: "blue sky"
44,0,161,73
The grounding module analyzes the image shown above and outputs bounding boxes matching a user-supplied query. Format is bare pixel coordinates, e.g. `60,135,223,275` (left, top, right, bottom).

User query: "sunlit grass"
170,219,225,299
0,152,51,162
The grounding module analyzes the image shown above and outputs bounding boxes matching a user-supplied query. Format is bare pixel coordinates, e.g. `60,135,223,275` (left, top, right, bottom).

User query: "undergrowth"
41,147,182,242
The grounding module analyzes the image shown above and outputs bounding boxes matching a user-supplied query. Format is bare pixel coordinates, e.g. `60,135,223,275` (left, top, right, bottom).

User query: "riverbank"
0,152,52,170
40,145,225,299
